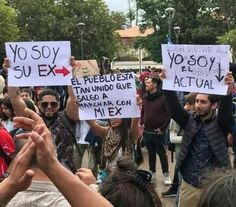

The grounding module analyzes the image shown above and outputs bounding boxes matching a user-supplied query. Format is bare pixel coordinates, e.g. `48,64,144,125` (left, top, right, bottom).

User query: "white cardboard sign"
71,73,140,120
161,44,230,95
5,41,72,86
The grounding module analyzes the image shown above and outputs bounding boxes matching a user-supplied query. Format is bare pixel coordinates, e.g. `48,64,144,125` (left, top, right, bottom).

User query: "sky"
104,0,129,12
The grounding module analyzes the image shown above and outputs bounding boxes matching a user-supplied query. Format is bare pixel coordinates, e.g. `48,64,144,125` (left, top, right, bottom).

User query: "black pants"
171,166,179,191
144,131,169,173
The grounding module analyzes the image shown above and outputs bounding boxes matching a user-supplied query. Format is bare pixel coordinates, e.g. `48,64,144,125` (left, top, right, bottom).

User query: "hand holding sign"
72,73,140,120
5,41,72,87
161,44,230,95
2,58,10,70
225,72,235,95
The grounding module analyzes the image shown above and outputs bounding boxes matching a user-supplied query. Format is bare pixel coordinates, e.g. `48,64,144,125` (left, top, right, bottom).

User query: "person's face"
21,91,31,100
1,104,13,118
195,94,217,118
109,118,122,128
38,95,59,118
145,78,157,92
144,77,149,85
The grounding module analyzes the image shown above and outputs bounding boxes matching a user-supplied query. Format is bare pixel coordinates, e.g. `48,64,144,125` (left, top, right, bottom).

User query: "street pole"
78,22,85,60
174,26,181,44
81,32,84,60
165,7,175,41
139,48,142,74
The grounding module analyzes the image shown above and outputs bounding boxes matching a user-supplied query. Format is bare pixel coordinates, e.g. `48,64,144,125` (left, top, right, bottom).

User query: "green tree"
217,29,236,62
110,11,127,30
135,0,169,62
0,0,19,62
7,0,122,68
199,0,236,31
59,0,121,60
7,0,57,41
135,0,236,62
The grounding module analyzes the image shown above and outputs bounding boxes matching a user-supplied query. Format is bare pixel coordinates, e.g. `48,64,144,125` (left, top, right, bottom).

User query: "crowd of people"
0,57,236,207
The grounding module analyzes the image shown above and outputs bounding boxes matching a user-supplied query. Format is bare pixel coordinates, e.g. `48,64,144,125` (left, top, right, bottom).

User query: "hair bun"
117,157,137,172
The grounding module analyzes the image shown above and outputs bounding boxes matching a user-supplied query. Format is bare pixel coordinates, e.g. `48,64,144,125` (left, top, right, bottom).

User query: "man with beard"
141,76,171,185
37,88,78,172
3,58,79,173
162,71,234,207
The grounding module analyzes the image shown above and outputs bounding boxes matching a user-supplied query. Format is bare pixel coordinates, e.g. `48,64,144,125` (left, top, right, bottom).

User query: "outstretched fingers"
28,131,48,152
16,132,46,150
24,108,46,126
13,117,36,131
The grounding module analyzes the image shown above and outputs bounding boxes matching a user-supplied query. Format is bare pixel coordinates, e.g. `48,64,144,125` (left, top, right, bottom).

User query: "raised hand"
13,108,57,173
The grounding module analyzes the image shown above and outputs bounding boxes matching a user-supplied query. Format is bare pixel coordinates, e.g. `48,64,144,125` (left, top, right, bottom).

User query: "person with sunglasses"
3,58,79,173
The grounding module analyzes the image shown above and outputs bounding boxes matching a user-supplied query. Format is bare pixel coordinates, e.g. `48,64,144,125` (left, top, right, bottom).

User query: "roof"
116,26,154,38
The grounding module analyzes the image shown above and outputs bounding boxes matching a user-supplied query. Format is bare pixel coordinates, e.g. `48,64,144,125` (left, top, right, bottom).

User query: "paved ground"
81,146,234,207
140,148,176,207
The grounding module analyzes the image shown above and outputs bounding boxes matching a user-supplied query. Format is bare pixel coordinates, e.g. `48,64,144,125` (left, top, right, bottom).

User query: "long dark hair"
107,118,143,166
109,118,131,151
100,157,162,207
119,118,131,151
1,97,15,121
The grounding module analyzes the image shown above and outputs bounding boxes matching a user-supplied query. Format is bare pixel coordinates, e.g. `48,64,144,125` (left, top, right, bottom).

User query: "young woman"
87,117,140,171
20,88,39,114
0,98,15,132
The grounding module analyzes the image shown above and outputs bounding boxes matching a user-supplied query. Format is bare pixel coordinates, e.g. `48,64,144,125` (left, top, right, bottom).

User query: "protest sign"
5,41,72,87
161,44,230,95
71,73,140,120
73,59,100,77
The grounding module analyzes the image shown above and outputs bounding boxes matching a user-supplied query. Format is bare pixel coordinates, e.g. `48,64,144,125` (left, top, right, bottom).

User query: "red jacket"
0,128,15,177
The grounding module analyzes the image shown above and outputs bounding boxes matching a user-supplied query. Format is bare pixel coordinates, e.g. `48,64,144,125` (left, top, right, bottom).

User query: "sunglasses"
40,102,59,108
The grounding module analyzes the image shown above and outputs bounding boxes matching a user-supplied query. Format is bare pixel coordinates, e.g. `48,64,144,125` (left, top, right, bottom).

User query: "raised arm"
217,72,234,132
65,85,79,122
13,109,113,207
0,138,35,207
160,69,189,129
44,159,112,207
3,58,27,117
65,57,80,122
86,120,107,139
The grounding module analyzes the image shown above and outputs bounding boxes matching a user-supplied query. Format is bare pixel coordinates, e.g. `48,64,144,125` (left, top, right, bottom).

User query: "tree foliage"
0,0,19,61
217,29,236,63
5,0,125,65
135,0,236,62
